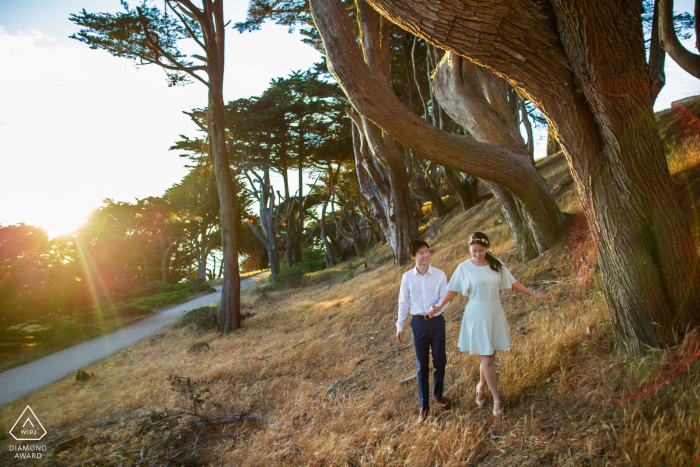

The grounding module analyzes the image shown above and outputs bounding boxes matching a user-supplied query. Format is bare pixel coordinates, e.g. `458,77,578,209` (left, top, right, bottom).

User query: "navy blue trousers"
410,314,447,408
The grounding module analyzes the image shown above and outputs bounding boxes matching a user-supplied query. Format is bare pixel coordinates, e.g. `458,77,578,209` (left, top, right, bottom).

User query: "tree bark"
648,0,667,90
521,100,535,162
546,131,562,157
141,252,151,283
444,169,479,211
483,180,539,261
408,149,449,216
320,189,335,268
159,229,173,283
357,0,700,353
245,151,281,283
201,2,240,333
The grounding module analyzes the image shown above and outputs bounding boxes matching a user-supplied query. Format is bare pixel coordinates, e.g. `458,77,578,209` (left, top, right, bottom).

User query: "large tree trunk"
357,0,700,353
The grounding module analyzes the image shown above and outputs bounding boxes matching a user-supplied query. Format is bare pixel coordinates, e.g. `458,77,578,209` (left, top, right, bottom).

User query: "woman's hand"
428,304,442,318
512,282,552,301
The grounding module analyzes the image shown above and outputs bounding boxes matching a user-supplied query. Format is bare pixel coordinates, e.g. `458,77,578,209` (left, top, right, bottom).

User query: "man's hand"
428,304,441,318
396,330,404,344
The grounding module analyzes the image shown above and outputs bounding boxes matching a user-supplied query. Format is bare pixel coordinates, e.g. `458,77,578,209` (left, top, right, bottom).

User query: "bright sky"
0,1,698,238
0,0,321,238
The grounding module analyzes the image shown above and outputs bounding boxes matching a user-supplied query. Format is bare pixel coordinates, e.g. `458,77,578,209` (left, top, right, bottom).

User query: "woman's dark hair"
468,232,502,272
408,239,430,257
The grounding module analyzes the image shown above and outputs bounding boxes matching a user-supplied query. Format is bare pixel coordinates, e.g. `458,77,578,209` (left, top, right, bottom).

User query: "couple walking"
396,232,551,423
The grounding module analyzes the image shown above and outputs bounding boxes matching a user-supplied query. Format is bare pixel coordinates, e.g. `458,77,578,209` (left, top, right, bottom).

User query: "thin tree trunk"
546,131,562,157
521,100,535,163
141,252,151,284
648,0,666,90
320,189,335,268
444,169,478,212
159,229,173,283
205,8,240,332
246,152,281,283
483,181,538,261
188,243,193,283
408,149,449,216
321,166,336,268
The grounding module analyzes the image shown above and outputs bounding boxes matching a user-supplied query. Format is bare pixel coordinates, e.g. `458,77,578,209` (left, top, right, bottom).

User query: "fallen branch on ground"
326,340,413,393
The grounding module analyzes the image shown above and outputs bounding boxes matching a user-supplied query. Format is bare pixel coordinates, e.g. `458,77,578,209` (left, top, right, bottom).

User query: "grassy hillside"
656,95,700,149
1,118,699,465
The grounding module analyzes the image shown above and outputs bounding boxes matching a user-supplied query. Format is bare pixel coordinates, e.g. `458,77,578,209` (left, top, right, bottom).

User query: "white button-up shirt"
396,265,449,331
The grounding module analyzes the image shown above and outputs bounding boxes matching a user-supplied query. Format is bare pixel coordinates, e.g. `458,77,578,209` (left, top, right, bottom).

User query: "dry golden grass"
1,152,699,466
668,135,700,175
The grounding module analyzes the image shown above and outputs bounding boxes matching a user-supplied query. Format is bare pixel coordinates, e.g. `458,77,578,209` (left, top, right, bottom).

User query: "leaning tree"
70,0,242,332
311,0,700,354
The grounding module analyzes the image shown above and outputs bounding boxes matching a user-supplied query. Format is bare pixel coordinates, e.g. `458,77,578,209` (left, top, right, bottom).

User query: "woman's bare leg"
479,354,501,401
479,362,486,390
475,361,487,405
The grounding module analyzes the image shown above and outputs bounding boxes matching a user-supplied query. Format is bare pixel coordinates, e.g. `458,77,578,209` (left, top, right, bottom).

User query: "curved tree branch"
310,0,547,201
659,0,700,79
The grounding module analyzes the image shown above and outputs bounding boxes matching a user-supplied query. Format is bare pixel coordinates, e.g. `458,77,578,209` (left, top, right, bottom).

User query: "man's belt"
414,314,432,320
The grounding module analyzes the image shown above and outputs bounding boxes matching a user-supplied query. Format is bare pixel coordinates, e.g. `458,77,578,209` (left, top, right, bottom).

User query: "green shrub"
301,246,326,273
114,302,153,317
253,283,275,295
127,290,191,309
131,281,187,298
190,278,214,293
273,263,306,288
181,305,217,330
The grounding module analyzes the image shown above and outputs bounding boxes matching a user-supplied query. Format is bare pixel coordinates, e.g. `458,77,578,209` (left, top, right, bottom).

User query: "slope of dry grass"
1,148,699,466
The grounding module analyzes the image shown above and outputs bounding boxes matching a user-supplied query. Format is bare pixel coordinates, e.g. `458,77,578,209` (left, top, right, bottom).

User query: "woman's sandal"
475,383,486,407
493,400,503,418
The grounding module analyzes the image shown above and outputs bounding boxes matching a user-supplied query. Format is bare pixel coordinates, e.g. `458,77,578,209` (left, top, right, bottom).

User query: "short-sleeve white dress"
447,259,517,355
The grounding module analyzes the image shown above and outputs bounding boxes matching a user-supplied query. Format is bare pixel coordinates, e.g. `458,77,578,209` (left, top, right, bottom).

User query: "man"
396,240,451,424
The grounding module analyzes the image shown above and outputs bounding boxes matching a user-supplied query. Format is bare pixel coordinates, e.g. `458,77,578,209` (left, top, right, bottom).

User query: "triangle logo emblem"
9,406,46,441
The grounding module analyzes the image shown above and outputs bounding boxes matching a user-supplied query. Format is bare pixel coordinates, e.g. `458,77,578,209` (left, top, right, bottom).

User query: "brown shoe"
417,407,429,424
434,396,451,409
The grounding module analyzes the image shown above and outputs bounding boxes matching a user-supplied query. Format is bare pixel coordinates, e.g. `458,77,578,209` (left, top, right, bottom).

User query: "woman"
429,232,551,417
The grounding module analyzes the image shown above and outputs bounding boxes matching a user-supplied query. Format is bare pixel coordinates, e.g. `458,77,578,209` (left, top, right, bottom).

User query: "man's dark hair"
408,239,430,257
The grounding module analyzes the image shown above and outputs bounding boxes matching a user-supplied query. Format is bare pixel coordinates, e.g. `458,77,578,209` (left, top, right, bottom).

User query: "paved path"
0,272,270,408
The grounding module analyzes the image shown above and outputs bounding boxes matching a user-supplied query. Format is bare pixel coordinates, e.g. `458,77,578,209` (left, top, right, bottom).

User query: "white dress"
447,259,517,355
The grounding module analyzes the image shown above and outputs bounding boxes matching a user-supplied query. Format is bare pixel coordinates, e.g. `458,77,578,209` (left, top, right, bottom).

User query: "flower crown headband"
469,236,489,247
